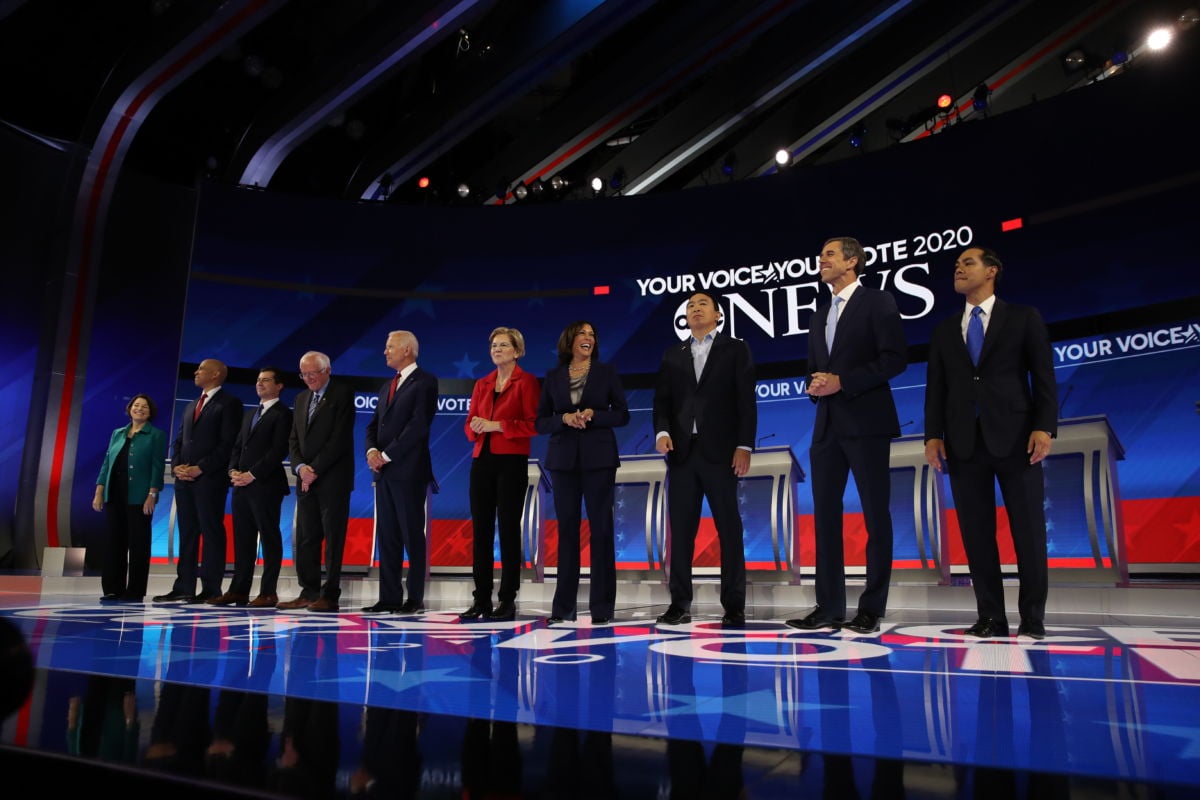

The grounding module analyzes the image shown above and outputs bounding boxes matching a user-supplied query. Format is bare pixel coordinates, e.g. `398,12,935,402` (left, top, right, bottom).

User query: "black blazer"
228,401,292,497
289,380,356,494
535,361,630,471
807,285,907,440
364,366,438,484
924,297,1058,460
653,332,757,465
172,387,242,480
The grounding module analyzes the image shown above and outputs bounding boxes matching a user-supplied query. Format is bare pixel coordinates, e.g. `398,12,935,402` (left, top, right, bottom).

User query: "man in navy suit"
787,237,907,635
653,292,757,627
924,246,1057,639
362,331,439,614
210,367,293,608
154,358,241,603
279,351,356,613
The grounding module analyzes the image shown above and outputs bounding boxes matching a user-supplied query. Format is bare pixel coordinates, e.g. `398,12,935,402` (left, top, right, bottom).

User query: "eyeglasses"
298,368,328,379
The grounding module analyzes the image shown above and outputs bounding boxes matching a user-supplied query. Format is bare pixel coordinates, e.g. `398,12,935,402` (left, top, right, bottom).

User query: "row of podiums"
158,416,1127,587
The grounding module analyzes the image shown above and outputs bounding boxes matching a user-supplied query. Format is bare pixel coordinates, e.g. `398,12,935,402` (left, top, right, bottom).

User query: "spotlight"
847,122,866,149
1180,8,1199,30
972,83,990,112
513,183,529,201
1062,48,1089,72
456,183,470,199
935,93,954,112
609,167,625,192
590,176,603,194
530,178,545,197
1146,27,1173,51
550,174,568,192
721,151,737,177
417,176,431,189
774,148,791,167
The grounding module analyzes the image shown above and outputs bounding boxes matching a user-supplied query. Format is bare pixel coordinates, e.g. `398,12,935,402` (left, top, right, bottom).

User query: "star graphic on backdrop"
312,666,489,695
1108,722,1200,758
398,285,441,319
648,689,846,727
1046,519,1056,534
454,352,480,378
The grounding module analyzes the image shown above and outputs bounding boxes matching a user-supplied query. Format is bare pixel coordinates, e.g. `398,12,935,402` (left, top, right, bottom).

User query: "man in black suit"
209,367,292,608
924,246,1057,639
653,292,757,627
787,237,907,635
278,351,356,613
362,330,439,614
154,358,241,603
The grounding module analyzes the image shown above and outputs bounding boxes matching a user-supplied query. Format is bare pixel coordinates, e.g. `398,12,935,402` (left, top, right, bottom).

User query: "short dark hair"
258,366,285,386
825,236,866,274
125,393,157,421
977,246,1004,284
556,320,600,365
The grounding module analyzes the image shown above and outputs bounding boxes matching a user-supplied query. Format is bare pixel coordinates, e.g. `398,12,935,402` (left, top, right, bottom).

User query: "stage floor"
2,577,1199,798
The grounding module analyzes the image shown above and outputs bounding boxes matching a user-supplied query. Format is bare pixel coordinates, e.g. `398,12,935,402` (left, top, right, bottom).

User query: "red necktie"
193,392,206,422
387,374,400,403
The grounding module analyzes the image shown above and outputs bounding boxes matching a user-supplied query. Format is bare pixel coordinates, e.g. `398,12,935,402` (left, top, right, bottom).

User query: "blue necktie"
825,295,843,352
250,404,264,429
967,306,985,365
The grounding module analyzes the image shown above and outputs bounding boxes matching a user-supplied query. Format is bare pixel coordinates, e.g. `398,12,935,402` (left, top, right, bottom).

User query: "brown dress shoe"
307,597,339,613
276,596,314,610
206,592,249,606
248,593,279,608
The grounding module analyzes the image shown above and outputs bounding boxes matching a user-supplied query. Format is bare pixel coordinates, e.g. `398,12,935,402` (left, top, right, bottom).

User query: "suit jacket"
97,423,167,504
535,361,630,471
653,332,757,465
464,363,539,457
289,380,356,494
172,387,242,481
364,366,438,484
229,401,292,497
924,297,1058,460
807,285,907,441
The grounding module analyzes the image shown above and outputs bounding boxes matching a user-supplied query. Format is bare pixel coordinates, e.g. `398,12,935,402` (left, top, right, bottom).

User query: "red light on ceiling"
1001,217,1024,232
593,285,610,296
936,93,954,109
417,176,431,189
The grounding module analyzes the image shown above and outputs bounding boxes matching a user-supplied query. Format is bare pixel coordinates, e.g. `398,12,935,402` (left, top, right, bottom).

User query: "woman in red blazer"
461,327,539,621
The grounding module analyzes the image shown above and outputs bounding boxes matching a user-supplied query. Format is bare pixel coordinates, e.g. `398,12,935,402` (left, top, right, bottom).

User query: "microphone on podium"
757,433,776,447
635,433,650,454
900,420,914,429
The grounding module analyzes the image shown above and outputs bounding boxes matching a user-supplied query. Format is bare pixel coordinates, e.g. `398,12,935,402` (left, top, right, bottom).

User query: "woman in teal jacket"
92,394,167,602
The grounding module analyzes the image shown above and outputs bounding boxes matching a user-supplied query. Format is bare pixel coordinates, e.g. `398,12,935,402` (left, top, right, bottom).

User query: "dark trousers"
469,451,527,604
948,424,1049,623
666,444,745,614
294,484,350,601
102,501,151,598
229,486,284,596
375,477,428,606
171,476,228,597
549,467,617,619
810,433,894,618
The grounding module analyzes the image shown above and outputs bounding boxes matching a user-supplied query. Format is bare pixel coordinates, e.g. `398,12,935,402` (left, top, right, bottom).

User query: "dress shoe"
152,590,191,603
361,602,403,613
487,601,516,621
100,593,120,602
591,617,611,625
785,607,844,631
248,594,278,608
547,616,566,625
397,600,425,614
307,597,339,613
965,617,1010,638
656,607,691,625
276,596,314,611
843,612,881,634
1017,619,1046,640
206,592,249,607
187,593,221,604
459,603,492,620
721,611,747,627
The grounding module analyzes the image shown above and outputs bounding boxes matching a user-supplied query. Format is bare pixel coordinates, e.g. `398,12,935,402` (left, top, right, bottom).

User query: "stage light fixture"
417,176,431,189
456,183,470,199
936,93,954,112
774,148,791,167
847,123,866,149
972,83,990,112
1180,8,1199,30
513,183,529,201
530,178,546,197
1146,27,1173,51
721,151,737,177
1062,48,1089,73
590,176,603,194
550,174,568,192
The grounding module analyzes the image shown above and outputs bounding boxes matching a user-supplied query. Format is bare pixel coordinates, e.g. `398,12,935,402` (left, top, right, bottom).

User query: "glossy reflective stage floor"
2,576,1199,799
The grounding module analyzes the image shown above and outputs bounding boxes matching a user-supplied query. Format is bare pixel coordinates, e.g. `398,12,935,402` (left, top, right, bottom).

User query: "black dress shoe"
361,603,402,613
547,616,566,625
843,612,881,634
591,616,611,625
1017,619,1046,639
488,601,516,621
656,607,691,625
785,607,844,631
721,611,747,627
397,600,425,614
100,593,120,602
152,590,191,603
459,603,492,620
965,617,1010,638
